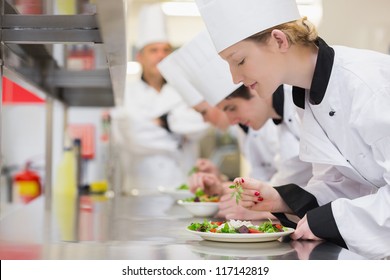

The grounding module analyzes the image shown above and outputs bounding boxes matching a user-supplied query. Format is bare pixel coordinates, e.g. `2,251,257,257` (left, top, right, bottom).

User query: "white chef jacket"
237,85,312,186
275,38,390,259
237,120,279,181
269,85,313,187
112,78,208,193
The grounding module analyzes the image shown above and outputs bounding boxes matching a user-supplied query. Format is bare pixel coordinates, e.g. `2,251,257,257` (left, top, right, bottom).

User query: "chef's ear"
270,29,289,52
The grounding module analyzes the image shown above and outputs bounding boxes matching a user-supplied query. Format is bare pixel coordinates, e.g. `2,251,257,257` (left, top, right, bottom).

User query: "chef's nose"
229,65,243,84
229,116,240,125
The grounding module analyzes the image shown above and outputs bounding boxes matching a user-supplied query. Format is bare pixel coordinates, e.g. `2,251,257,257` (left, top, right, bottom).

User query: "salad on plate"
186,219,294,242
188,219,287,234
182,188,220,203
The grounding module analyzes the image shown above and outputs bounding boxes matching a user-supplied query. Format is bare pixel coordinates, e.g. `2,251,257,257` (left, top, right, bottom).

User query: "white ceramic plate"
186,227,294,243
178,200,219,217
158,186,193,201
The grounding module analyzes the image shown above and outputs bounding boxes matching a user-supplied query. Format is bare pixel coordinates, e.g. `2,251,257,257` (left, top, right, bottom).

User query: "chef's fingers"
290,215,306,240
223,185,235,194
218,197,236,211
203,174,218,186
219,193,234,205
233,177,265,191
240,192,264,204
238,199,256,209
188,173,205,193
290,215,322,240
196,158,214,172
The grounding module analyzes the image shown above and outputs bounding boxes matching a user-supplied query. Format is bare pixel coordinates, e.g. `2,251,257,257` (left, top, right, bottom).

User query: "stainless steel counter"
0,194,366,260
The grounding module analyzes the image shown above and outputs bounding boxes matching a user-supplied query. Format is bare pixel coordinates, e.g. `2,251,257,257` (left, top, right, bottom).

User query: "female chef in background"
196,0,390,259
111,4,208,194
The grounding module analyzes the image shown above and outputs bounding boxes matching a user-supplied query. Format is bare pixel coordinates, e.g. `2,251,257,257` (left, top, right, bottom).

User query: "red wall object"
68,124,96,160
2,77,45,104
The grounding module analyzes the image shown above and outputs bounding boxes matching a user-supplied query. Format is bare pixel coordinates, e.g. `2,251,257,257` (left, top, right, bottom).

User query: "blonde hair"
247,17,318,46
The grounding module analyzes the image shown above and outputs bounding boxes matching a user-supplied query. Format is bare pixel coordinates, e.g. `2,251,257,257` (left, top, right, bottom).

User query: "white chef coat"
236,85,312,186
270,85,313,187
237,120,279,181
276,38,390,259
112,78,208,193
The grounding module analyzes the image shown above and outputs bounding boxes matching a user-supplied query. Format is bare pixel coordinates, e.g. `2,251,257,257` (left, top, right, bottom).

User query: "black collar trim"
292,37,335,109
238,124,249,134
272,85,284,125
141,74,167,86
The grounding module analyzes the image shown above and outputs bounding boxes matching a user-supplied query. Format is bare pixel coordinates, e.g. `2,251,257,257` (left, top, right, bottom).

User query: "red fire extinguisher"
13,161,42,203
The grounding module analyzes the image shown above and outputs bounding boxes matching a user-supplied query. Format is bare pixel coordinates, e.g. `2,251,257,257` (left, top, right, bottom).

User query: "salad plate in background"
177,188,220,217
178,200,219,217
158,184,193,201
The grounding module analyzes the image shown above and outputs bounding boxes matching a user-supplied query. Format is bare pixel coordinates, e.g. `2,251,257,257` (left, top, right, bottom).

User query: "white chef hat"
158,54,204,107
136,4,169,50
195,0,301,53
169,30,241,106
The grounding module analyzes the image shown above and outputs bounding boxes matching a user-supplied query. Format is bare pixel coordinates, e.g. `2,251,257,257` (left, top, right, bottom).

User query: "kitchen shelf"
0,0,128,107
0,0,128,211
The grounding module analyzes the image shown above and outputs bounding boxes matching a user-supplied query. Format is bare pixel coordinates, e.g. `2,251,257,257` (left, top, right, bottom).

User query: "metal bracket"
1,14,102,44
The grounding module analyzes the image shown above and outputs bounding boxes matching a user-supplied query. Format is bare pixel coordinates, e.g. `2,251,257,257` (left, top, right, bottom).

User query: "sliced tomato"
211,221,223,226
209,228,217,233
274,224,283,231
248,228,262,234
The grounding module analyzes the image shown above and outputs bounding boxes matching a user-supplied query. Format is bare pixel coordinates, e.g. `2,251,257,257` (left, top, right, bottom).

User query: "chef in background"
158,30,280,186
157,50,231,133
158,49,238,187
158,30,313,220
111,4,208,194
158,30,281,202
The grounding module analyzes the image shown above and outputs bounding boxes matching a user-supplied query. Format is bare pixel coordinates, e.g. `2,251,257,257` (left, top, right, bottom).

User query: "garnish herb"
188,166,199,176
229,181,243,204
177,183,189,190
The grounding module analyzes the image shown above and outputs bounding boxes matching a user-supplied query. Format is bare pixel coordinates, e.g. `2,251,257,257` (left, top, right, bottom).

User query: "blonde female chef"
196,0,390,259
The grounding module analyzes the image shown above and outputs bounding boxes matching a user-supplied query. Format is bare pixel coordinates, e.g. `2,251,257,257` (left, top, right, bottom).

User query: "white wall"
2,105,46,168
318,0,390,53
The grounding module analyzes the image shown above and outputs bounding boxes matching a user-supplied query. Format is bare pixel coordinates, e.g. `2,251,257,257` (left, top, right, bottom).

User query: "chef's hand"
216,192,277,220
188,172,223,196
290,214,323,241
233,177,291,213
193,158,221,178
